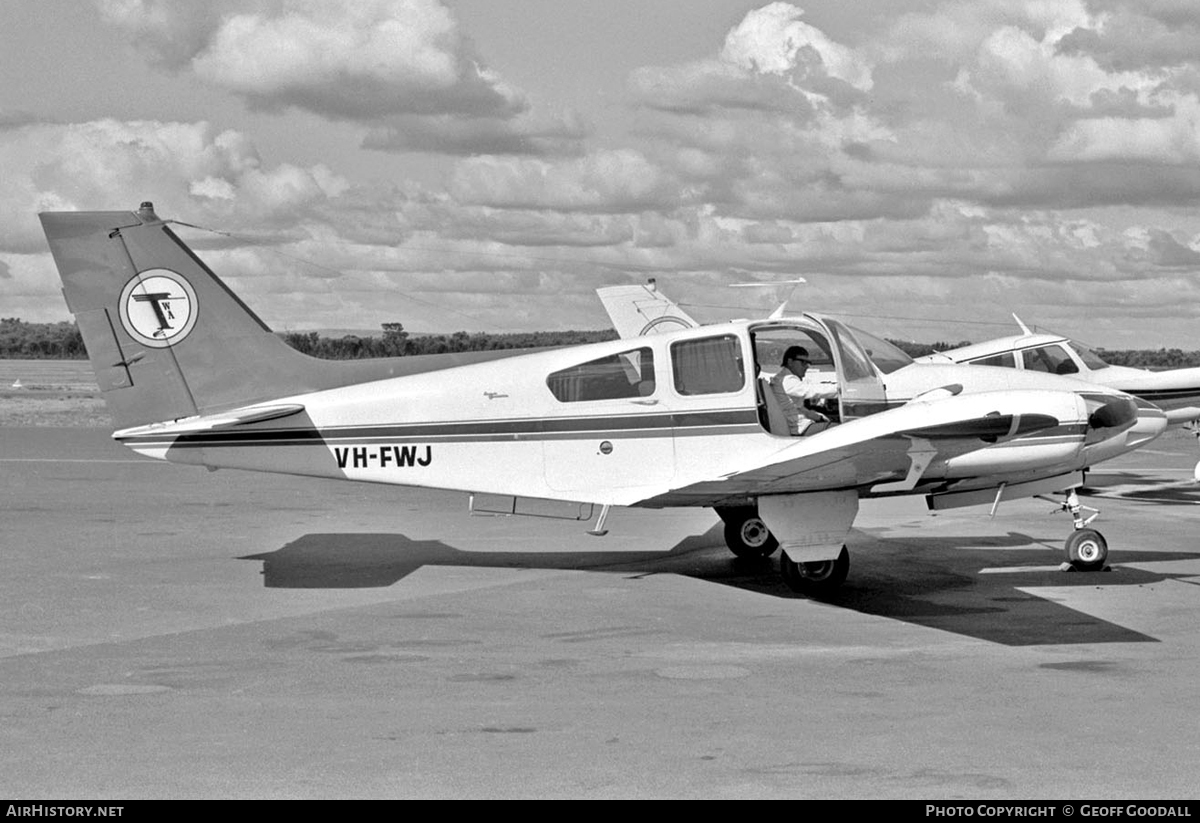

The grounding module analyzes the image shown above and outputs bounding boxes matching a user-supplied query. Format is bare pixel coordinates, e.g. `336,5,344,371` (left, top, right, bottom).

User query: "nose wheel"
1064,528,1108,572
1040,488,1109,572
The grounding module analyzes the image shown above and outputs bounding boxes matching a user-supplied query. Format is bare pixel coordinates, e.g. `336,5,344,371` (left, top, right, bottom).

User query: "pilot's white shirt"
769,370,838,435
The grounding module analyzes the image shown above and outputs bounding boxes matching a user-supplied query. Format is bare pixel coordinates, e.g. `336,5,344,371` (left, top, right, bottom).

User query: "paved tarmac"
2,426,1199,799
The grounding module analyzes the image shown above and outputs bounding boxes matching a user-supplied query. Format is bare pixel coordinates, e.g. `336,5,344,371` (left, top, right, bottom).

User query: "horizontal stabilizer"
115,403,305,438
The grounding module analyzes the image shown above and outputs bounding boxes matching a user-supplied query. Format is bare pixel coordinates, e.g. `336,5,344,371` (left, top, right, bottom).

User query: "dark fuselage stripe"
116,408,1089,451
118,409,763,448
1125,387,1200,402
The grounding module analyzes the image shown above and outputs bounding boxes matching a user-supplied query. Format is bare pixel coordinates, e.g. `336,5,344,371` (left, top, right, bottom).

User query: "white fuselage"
114,318,1167,510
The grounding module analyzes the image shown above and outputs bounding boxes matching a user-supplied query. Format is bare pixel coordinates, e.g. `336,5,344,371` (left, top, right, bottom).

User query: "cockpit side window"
547,347,655,402
967,352,1017,368
753,330,834,378
671,334,745,395
1022,344,1078,375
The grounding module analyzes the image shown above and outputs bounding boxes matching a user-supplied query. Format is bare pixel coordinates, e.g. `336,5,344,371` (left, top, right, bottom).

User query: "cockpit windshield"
1072,341,1111,370
846,326,915,375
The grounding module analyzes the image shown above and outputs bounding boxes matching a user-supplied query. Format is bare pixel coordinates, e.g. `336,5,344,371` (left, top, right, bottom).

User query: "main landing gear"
715,506,850,594
780,545,850,596
1041,489,1109,572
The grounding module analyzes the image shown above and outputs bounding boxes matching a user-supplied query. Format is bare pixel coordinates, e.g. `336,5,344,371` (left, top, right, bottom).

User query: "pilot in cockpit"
769,345,840,435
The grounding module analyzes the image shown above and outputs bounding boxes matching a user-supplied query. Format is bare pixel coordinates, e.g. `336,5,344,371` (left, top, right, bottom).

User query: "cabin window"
1022,344,1078,375
968,352,1017,368
753,331,834,377
671,334,745,395
547,347,655,402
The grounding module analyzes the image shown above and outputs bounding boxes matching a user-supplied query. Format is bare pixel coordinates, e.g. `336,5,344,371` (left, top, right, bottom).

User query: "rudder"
42,202,358,429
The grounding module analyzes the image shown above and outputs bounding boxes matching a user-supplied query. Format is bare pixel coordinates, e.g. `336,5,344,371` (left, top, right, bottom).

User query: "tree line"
0,317,616,360
278,322,617,358
0,318,86,358
4,317,1200,368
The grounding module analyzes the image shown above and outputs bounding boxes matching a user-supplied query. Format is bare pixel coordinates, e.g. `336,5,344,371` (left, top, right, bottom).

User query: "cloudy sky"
3,0,1200,348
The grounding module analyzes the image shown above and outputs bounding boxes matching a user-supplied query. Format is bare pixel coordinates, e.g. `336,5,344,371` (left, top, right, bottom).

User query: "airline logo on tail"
118,270,197,348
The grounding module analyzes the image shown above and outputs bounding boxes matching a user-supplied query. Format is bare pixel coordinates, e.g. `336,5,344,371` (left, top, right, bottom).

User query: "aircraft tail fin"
41,201,506,431
596,280,698,338
38,203,359,429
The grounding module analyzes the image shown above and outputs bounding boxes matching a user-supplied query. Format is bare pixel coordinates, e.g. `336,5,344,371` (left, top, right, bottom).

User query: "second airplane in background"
917,317,1200,431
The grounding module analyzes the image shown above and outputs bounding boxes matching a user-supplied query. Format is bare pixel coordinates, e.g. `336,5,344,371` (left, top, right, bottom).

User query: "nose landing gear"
1039,488,1109,572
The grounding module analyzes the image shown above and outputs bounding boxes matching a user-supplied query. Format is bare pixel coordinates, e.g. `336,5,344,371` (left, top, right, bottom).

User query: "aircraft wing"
639,389,1080,507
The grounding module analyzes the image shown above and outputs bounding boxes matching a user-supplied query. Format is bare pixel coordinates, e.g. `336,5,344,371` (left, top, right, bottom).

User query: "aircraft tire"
780,546,849,594
1065,528,1108,572
722,513,779,559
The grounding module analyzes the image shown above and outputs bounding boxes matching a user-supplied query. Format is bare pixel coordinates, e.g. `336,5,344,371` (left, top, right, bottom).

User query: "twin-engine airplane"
41,204,1167,594
916,317,1200,435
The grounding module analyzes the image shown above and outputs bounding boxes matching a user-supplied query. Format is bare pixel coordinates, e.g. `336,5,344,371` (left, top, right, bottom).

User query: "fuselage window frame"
967,352,1018,369
546,346,656,403
1021,344,1079,375
670,334,746,397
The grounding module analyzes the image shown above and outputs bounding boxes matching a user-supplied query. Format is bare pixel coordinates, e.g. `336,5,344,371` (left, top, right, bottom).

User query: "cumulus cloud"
1142,229,1200,267
94,0,587,157
1048,106,1200,164
194,2,524,119
97,0,518,116
629,3,871,116
719,2,873,91
0,118,346,253
448,150,681,213
1059,1,1200,71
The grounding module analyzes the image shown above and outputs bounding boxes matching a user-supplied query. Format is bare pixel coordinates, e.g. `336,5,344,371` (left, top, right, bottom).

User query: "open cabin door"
812,316,889,420
750,318,888,429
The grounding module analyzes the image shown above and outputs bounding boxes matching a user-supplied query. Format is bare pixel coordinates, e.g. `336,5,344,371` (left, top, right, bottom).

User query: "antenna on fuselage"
1013,313,1033,335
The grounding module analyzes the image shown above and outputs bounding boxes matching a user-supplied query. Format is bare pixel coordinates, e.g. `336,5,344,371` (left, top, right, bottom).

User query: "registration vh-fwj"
41,204,1168,594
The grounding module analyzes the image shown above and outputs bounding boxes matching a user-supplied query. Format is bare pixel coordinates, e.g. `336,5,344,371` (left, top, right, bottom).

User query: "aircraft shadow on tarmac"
241,525,1200,647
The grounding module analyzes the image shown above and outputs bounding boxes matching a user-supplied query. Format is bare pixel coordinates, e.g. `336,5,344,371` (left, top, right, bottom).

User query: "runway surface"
2,426,1199,798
